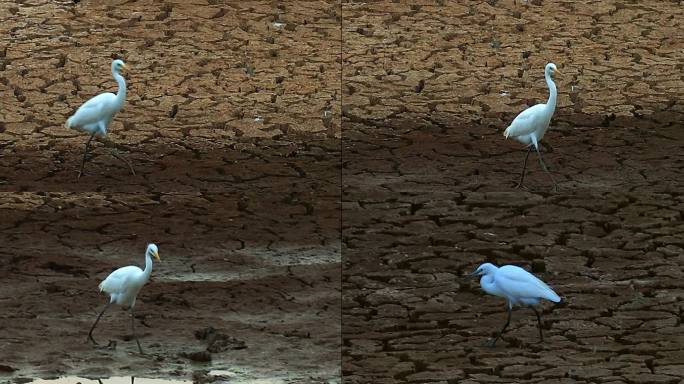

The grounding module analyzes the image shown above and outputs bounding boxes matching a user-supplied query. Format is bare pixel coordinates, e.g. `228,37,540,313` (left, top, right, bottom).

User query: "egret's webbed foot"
484,337,501,348
87,334,99,345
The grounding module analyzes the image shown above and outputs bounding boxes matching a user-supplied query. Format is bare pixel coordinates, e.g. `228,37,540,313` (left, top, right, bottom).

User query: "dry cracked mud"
342,1,684,383
0,0,341,382
5,0,684,383
0,0,341,192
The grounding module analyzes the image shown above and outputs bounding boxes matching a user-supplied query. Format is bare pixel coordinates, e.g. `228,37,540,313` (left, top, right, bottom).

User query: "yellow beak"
553,69,562,77
153,250,161,262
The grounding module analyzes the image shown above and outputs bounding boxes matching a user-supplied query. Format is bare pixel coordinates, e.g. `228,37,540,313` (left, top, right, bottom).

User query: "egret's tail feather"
545,289,561,303
98,281,104,292
503,126,511,139
65,117,73,130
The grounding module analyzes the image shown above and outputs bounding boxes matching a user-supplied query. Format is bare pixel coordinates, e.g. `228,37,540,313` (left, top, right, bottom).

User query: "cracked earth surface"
343,120,684,384
0,0,340,192
0,192,340,382
343,1,684,383
0,0,340,382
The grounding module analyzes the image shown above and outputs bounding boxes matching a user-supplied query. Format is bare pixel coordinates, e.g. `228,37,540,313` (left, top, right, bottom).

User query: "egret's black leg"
131,307,143,354
109,148,136,176
515,147,532,189
88,301,111,345
531,307,544,342
78,133,96,180
535,146,558,191
97,136,136,176
489,306,513,347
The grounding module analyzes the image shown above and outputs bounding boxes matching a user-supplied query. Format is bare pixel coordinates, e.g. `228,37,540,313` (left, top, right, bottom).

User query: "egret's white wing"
99,265,143,294
67,92,117,128
503,104,547,139
496,265,560,303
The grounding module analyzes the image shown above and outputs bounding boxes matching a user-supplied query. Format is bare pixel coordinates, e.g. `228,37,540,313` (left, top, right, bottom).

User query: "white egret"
65,59,135,179
504,62,561,190
470,262,561,346
88,244,160,354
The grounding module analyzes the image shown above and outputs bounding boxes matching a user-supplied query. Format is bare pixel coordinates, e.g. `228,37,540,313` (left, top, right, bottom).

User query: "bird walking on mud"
470,262,561,347
504,62,561,191
65,59,135,179
88,244,160,354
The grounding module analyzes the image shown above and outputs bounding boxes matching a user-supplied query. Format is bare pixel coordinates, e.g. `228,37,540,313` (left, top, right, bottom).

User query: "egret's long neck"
545,72,557,112
480,275,499,296
142,251,153,280
113,70,127,109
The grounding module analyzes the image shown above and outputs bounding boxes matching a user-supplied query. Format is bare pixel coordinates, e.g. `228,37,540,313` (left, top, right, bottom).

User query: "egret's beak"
553,69,562,77
121,63,129,73
153,250,161,262
469,270,480,277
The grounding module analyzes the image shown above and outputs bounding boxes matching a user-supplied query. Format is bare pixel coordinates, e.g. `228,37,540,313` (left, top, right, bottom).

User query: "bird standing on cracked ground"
88,243,160,354
470,262,561,347
504,62,562,191
65,59,135,179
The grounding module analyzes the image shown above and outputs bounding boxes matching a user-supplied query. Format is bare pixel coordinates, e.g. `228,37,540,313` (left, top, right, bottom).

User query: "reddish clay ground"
342,1,684,383
0,0,341,382
0,0,340,191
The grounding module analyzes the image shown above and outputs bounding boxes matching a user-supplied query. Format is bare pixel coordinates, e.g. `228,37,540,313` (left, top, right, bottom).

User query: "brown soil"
342,1,684,383
0,0,340,191
0,0,341,382
0,192,340,382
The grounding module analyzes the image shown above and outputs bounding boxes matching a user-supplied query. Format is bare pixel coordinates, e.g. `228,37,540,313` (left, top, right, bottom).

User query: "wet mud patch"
0,192,340,382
